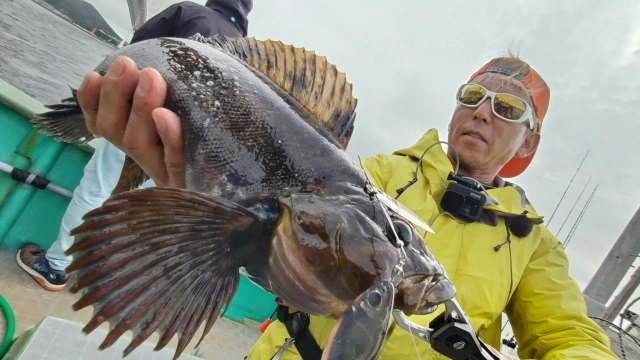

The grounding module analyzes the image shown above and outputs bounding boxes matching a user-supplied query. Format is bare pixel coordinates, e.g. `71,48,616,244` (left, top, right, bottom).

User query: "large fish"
31,34,456,359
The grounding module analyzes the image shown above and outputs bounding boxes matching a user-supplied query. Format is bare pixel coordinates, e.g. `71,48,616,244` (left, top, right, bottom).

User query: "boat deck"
0,249,262,359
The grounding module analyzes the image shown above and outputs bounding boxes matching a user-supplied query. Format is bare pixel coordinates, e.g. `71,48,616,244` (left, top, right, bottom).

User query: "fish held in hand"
31,34,456,359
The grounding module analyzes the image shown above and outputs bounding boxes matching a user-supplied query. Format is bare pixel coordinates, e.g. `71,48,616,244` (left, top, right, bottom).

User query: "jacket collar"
391,128,544,223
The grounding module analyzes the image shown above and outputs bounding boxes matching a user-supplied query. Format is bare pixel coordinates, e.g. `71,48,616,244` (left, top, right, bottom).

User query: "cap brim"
499,150,537,178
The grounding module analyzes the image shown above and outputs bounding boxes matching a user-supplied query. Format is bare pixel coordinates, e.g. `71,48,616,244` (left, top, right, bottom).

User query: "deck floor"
0,249,263,359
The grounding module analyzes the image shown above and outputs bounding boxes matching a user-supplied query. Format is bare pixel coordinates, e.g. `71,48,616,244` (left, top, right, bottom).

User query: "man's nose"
473,98,493,125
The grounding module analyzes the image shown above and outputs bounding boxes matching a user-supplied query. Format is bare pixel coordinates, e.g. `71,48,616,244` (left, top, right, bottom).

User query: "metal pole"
583,206,640,317
602,265,640,322
0,161,13,174
0,160,73,199
620,295,640,329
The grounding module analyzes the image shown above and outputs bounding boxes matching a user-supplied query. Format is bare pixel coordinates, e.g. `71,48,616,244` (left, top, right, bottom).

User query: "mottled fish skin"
30,35,457,360
321,280,395,360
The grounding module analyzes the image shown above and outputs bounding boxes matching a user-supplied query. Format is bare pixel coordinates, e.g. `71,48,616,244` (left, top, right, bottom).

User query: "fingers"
123,67,167,160
153,108,186,188
95,56,140,144
76,72,103,136
75,55,187,189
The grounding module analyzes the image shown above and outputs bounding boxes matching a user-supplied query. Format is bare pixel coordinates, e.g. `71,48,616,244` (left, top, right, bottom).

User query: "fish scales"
144,38,357,200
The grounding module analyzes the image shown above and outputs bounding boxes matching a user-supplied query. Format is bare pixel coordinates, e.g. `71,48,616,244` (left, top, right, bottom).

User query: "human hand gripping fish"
30,34,456,360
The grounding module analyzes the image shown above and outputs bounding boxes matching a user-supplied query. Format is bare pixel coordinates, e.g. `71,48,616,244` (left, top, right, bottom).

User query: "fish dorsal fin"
188,33,358,149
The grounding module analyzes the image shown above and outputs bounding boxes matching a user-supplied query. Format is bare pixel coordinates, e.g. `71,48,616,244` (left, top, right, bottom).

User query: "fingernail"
108,56,126,78
136,70,152,96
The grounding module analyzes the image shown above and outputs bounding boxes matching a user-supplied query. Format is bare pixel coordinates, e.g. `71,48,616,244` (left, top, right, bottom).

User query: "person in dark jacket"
16,0,253,292
130,0,252,43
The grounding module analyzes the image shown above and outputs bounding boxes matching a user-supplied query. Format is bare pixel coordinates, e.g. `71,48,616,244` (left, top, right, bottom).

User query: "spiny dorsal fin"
188,33,358,149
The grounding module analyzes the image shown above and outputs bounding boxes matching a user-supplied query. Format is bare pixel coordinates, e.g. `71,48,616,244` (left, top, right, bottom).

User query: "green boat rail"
0,78,276,324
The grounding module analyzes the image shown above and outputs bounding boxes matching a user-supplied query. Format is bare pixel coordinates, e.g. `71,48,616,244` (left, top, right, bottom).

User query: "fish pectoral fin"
65,187,264,359
191,34,358,149
113,155,151,194
30,87,95,144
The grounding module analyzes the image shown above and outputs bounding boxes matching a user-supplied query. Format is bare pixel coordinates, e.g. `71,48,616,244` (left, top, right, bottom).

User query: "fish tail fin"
113,155,150,194
30,87,95,144
65,187,267,359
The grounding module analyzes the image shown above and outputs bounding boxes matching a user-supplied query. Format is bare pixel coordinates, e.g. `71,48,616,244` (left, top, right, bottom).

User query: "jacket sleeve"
505,229,618,360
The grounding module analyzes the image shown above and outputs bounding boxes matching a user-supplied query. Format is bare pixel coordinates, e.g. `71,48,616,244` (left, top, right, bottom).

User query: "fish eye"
387,220,413,247
367,291,382,308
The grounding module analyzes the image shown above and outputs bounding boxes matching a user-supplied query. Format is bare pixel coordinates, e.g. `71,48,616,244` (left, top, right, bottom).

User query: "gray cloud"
89,0,640,312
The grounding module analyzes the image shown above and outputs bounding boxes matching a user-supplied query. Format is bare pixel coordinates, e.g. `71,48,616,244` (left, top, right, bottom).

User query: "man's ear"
515,130,540,158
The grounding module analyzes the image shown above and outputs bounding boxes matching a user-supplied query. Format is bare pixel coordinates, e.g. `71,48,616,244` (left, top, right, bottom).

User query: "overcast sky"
86,0,640,315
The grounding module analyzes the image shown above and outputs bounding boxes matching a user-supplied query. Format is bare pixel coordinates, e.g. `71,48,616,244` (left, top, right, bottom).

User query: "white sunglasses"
456,83,535,130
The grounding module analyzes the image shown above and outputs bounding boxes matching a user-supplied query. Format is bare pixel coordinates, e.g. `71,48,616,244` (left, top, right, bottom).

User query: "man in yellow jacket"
244,55,619,359
70,48,618,358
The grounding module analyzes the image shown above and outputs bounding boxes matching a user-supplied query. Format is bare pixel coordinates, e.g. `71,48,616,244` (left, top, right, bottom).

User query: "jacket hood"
206,0,252,23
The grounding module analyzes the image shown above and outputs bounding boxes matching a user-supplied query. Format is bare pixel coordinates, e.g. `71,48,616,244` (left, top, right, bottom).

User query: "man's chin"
454,153,483,173
448,141,483,168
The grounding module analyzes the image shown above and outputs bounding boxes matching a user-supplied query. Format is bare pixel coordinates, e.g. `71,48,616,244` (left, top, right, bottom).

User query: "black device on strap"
274,298,323,360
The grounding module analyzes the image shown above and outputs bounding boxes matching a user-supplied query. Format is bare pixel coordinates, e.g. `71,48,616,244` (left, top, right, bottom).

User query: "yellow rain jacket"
246,129,617,360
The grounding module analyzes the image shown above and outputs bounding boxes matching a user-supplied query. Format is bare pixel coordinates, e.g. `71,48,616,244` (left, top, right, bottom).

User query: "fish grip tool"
392,299,501,360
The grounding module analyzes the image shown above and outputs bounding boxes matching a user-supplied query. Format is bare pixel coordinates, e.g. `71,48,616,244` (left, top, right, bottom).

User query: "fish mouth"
462,130,488,143
396,274,456,315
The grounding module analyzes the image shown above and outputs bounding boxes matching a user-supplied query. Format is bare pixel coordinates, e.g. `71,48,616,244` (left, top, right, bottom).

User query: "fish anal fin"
65,187,268,359
114,155,150,194
192,34,359,149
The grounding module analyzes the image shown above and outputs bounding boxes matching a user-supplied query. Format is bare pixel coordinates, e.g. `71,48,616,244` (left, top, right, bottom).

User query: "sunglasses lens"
494,95,526,121
458,84,529,123
457,84,486,105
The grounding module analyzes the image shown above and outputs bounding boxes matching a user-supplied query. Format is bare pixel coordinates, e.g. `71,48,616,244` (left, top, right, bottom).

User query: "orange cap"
467,59,551,178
